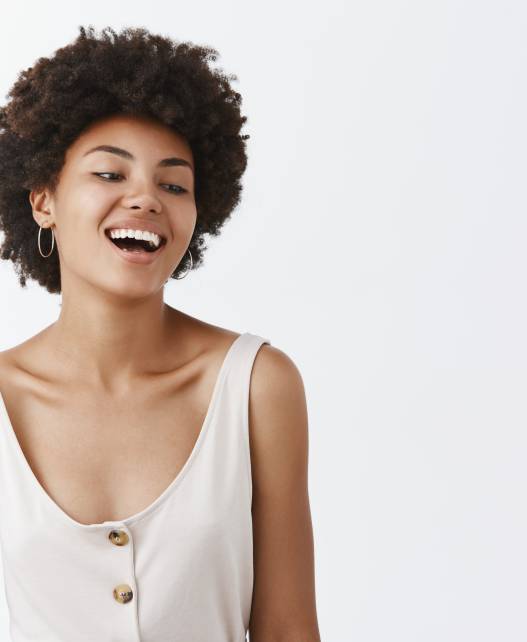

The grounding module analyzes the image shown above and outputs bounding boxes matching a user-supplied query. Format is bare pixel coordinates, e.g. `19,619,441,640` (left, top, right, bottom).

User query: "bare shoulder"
167,307,242,357
249,342,308,439
248,341,309,490
0,344,23,381
0,321,58,375
0,343,40,401
251,341,305,385
0,330,50,386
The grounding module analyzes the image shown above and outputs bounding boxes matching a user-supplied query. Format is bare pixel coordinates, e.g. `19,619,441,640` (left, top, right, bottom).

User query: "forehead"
66,113,194,165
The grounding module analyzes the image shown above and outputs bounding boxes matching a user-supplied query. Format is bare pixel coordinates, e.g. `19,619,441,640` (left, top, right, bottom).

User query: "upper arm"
248,344,321,642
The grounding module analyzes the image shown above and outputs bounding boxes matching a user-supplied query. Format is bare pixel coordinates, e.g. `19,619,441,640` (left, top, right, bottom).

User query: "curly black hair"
0,25,250,293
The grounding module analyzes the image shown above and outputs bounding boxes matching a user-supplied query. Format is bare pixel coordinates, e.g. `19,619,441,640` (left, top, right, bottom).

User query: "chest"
0,382,209,526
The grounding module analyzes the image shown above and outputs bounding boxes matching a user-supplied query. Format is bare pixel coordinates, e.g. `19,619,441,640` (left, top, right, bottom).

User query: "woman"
0,25,320,642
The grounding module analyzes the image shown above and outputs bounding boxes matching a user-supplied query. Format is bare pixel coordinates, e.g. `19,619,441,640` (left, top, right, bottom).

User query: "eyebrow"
83,144,193,172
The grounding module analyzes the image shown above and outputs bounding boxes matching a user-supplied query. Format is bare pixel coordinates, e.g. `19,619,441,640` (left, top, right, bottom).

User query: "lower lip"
104,234,167,265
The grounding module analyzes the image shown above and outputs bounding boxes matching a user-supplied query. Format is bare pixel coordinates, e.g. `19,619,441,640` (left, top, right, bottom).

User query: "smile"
104,229,167,265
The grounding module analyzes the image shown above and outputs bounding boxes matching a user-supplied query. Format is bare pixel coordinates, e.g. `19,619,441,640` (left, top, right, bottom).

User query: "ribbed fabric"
0,332,270,642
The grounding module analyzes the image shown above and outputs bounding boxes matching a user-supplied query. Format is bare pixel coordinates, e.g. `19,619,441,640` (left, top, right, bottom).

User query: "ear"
29,188,55,228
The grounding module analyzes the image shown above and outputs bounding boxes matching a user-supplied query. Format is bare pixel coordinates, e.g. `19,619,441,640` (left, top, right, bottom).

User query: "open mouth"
104,230,167,254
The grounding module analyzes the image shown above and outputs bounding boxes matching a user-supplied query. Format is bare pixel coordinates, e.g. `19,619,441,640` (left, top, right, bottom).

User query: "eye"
162,184,187,195
93,173,187,195
94,172,121,181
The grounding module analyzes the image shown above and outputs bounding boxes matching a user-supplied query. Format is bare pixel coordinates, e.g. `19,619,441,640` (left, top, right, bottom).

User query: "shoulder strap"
218,332,271,489
236,332,271,423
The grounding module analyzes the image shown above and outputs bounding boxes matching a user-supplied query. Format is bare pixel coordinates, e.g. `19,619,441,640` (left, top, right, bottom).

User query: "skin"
0,113,321,641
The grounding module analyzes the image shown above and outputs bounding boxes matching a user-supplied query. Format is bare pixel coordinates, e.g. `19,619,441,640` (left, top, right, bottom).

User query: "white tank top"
0,331,270,642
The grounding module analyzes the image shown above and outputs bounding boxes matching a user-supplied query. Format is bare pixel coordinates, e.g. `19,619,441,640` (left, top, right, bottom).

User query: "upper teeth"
108,228,162,247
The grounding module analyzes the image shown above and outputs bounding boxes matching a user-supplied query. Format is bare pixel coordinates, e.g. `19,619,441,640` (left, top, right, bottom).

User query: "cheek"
55,223,106,273
53,200,109,266
75,184,115,217
173,202,197,238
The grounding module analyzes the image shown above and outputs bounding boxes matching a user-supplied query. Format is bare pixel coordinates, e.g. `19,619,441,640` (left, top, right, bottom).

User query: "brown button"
108,530,129,546
113,584,133,604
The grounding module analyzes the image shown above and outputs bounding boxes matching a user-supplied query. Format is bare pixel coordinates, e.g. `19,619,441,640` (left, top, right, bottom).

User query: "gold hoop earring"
174,248,193,280
37,224,55,258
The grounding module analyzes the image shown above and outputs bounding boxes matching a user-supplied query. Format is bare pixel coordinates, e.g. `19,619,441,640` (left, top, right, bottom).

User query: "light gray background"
0,1,525,640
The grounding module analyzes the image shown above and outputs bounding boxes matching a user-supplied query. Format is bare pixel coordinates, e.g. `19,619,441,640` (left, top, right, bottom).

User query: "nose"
121,182,162,214
128,201,160,214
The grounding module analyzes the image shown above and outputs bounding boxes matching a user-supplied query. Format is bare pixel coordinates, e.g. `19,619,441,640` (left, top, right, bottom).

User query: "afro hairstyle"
0,25,250,293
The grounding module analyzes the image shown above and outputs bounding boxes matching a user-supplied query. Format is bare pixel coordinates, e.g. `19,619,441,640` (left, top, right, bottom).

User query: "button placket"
108,527,135,606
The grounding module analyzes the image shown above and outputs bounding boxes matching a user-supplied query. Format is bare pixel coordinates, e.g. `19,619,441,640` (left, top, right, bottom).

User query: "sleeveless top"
0,332,270,642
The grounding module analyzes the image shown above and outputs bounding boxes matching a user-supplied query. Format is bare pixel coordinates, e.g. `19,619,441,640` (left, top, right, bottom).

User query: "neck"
47,278,178,393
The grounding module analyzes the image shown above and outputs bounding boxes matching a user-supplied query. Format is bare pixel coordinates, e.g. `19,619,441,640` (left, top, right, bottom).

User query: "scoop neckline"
0,331,248,530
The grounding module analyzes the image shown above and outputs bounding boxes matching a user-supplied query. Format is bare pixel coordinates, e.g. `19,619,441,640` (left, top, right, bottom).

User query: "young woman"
0,25,320,642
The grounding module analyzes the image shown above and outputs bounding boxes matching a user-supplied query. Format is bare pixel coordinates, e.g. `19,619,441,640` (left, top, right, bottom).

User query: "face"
30,113,197,297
